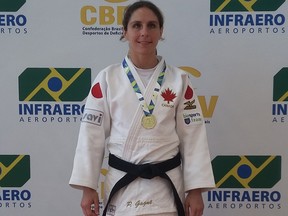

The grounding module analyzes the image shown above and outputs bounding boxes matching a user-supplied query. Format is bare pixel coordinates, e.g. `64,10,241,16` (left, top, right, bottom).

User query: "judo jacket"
69,56,215,215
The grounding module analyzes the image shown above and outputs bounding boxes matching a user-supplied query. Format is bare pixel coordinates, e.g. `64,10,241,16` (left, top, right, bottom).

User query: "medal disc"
142,115,157,129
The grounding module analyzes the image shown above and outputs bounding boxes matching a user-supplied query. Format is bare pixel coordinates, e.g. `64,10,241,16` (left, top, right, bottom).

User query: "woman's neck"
128,53,158,69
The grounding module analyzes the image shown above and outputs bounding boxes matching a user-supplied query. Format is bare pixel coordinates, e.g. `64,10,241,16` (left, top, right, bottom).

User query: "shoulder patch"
91,82,103,98
184,86,193,100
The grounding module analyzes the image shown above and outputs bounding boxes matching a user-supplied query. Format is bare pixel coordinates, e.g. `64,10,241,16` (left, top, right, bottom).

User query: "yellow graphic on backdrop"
24,68,86,102
216,156,276,188
0,155,25,180
215,0,257,12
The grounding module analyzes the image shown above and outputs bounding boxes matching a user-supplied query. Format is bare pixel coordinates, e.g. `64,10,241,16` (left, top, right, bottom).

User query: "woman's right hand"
81,187,99,216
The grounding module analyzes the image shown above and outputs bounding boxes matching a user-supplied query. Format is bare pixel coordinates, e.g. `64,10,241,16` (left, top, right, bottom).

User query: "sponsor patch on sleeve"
91,82,103,99
81,108,104,126
183,112,203,125
184,85,194,100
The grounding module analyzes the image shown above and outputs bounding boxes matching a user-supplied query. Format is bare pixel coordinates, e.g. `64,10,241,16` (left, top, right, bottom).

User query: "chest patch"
161,88,176,104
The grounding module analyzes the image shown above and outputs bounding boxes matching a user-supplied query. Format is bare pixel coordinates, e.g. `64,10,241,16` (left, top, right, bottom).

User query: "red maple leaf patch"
161,88,176,104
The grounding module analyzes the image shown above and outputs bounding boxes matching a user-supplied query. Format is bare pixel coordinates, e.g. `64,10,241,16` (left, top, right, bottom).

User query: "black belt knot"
102,152,185,216
136,163,160,179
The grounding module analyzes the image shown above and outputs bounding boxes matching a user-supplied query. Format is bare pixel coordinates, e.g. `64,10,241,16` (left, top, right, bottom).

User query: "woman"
69,1,215,216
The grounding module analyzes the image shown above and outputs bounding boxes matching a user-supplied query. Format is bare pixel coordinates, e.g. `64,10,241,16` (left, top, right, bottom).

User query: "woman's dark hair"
120,0,164,40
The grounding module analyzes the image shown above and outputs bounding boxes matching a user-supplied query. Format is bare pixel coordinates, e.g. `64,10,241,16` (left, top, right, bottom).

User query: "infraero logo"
18,68,91,123
212,156,281,188
80,0,128,36
210,0,285,12
0,155,30,187
272,68,288,123
0,0,28,34
207,155,282,210
19,68,91,102
209,0,287,35
273,68,288,102
0,0,26,12
0,155,32,208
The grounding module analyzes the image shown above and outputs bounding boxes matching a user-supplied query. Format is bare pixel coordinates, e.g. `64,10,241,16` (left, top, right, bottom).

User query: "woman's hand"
81,187,99,216
184,189,204,216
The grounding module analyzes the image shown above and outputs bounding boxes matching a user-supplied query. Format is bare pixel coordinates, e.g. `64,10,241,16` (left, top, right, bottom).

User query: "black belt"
102,152,185,216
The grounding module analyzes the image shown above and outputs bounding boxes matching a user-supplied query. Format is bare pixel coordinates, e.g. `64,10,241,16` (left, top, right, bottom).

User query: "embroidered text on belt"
102,152,185,216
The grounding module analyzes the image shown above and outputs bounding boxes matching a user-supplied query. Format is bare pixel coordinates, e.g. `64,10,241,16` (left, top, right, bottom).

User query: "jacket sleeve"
176,73,215,192
69,69,111,190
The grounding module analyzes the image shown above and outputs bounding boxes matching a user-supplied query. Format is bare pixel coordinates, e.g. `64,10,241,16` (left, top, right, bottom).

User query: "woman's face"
123,7,163,57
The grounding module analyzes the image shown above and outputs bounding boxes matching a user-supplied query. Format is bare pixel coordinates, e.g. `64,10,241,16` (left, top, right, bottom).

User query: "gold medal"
141,115,157,129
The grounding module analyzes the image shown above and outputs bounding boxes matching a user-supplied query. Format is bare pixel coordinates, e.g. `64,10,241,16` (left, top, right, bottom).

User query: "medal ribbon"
122,58,166,117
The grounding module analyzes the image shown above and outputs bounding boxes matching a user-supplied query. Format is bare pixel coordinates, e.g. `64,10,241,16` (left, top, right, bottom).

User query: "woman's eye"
133,23,141,29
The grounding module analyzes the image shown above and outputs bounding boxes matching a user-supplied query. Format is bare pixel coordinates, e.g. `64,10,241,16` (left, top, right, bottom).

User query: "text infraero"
0,189,32,209
18,103,85,123
209,13,286,35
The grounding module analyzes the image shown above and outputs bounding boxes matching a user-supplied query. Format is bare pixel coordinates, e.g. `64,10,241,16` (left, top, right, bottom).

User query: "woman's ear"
120,26,127,41
122,26,126,38
160,27,164,40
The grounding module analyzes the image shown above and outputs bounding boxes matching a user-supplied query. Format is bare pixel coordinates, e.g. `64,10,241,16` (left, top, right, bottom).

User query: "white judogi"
69,56,215,216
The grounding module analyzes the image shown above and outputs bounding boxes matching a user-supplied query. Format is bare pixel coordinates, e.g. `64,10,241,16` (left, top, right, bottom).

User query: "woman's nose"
140,26,148,36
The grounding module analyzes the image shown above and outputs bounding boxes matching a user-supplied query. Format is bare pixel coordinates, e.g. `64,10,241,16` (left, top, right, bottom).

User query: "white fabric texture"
69,56,215,215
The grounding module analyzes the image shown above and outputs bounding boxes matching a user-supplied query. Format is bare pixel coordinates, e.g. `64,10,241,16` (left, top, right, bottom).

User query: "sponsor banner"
0,0,287,215
272,68,288,123
207,155,282,212
0,155,32,209
18,68,91,123
80,0,129,37
209,0,287,35
0,0,28,35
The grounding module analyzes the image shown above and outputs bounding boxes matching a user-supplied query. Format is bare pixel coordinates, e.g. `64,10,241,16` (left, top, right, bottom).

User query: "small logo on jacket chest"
161,88,176,108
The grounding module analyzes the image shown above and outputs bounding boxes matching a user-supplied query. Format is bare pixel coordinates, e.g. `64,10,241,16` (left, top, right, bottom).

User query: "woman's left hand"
184,189,204,216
